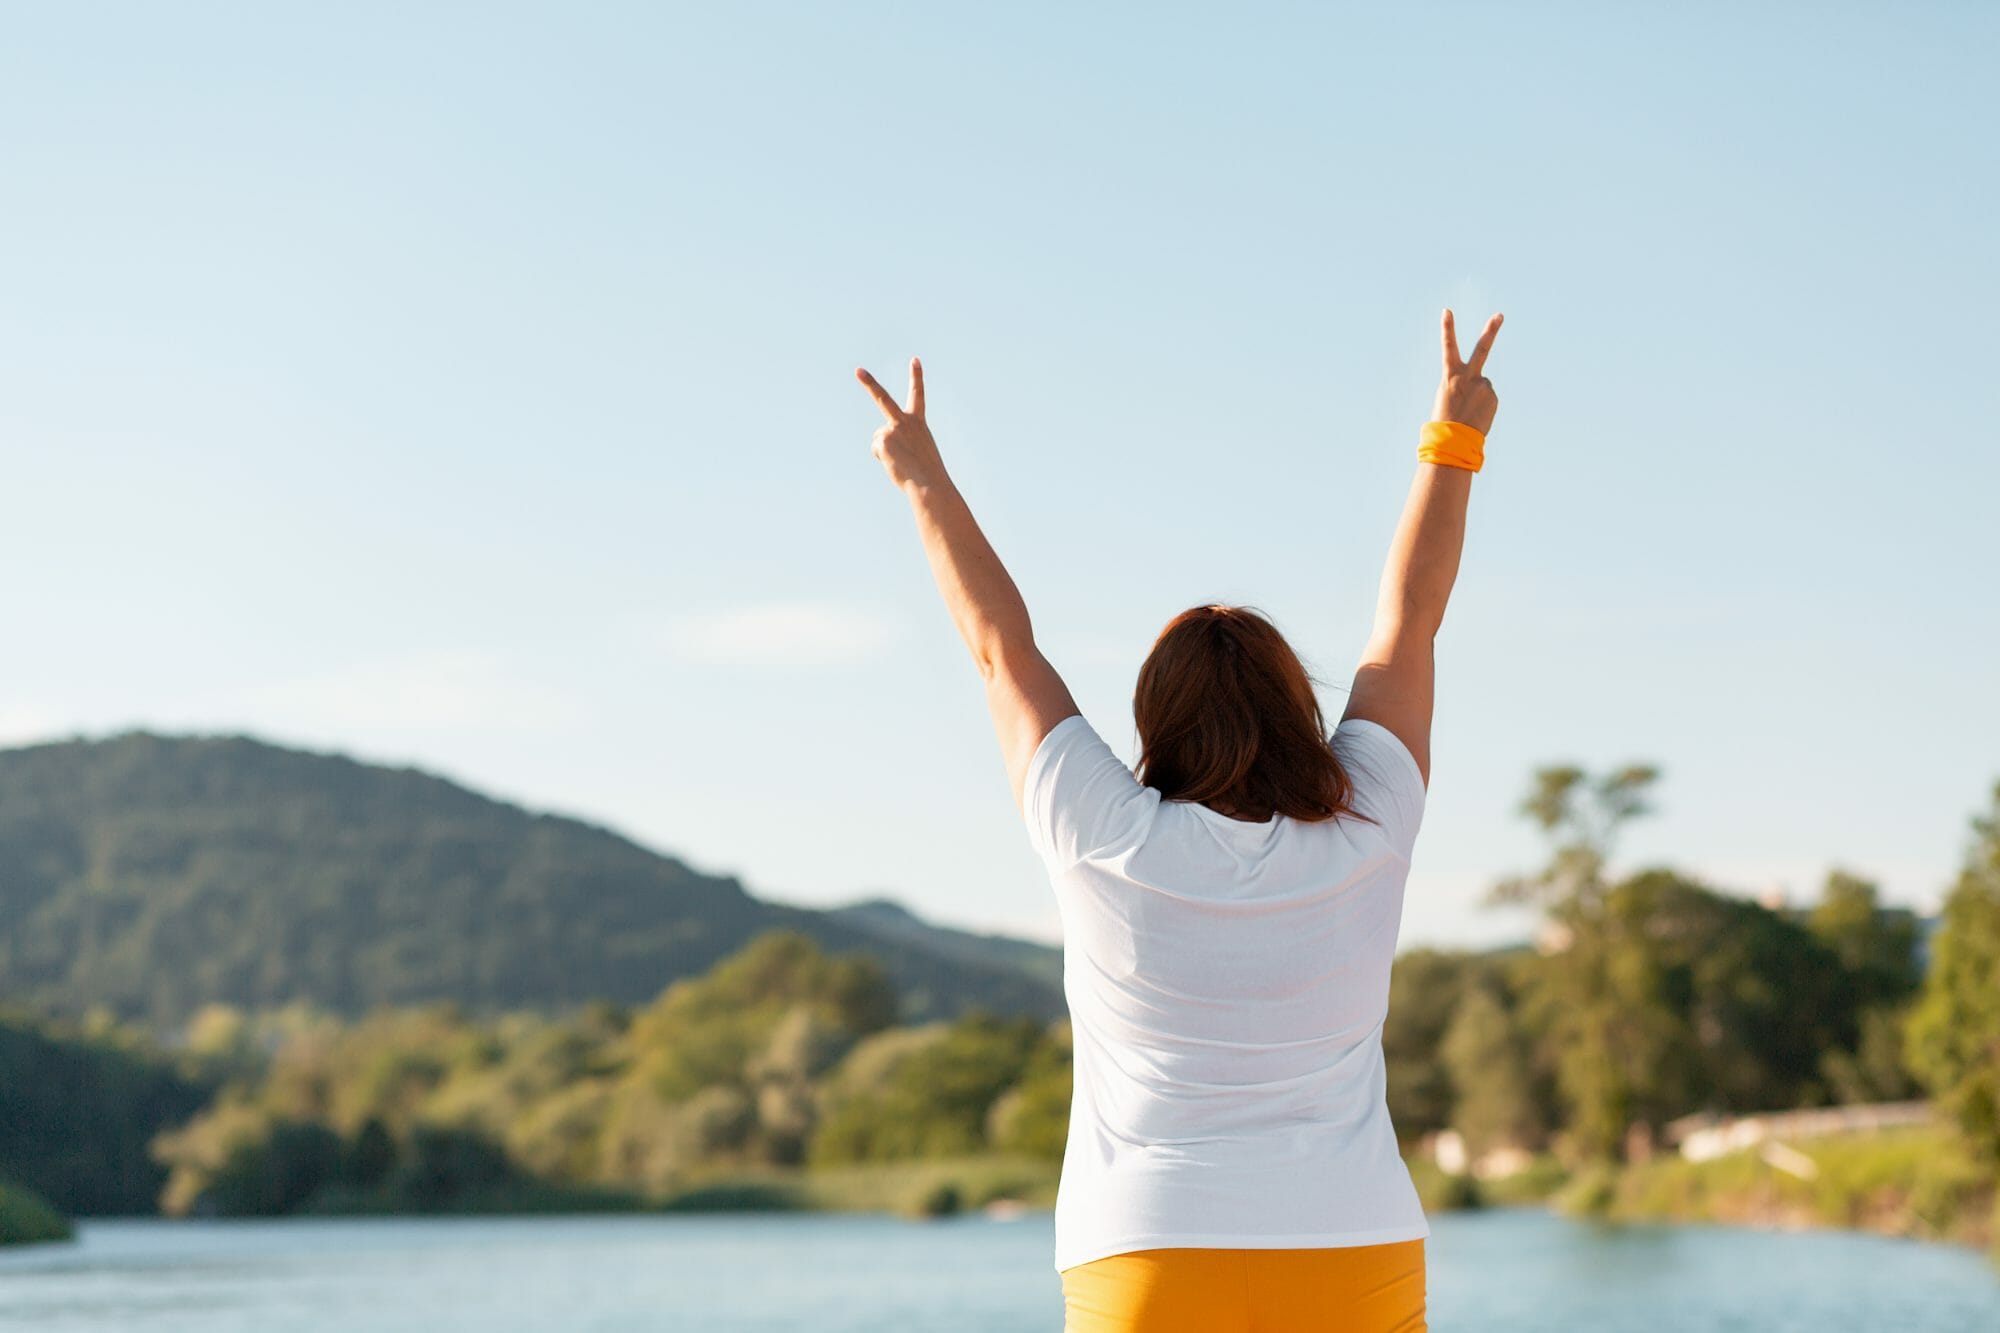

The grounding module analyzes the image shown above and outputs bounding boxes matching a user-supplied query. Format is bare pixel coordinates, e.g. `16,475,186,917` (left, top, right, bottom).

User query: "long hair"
1133,605,1360,823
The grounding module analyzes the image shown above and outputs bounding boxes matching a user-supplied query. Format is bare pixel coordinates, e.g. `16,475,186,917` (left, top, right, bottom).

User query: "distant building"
1425,1130,1536,1181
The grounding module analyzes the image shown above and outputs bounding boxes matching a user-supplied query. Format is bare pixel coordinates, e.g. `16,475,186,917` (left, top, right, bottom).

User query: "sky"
2,3,1994,952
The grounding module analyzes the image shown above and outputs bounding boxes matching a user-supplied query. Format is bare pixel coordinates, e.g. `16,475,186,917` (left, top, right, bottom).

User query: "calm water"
0,1209,1995,1331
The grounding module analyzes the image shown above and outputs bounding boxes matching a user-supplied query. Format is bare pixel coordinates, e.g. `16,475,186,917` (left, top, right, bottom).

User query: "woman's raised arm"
1340,309,1503,786
856,358,1078,807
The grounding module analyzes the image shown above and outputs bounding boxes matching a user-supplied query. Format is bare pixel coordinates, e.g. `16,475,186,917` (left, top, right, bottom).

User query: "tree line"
3,767,1997,1236
136,931,1069,1218
1384,768,2000,1181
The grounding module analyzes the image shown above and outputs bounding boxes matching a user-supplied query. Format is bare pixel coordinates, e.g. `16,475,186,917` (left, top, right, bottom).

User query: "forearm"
905,476,1036,678
1340,311,1499,771
1364,460,1472,652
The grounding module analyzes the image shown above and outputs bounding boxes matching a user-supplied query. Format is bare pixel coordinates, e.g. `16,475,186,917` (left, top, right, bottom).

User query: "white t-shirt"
1022,713,1431,1274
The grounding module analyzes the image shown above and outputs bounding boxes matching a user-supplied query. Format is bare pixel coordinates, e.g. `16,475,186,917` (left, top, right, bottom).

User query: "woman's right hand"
857,357,948,491
1431,308,1503,434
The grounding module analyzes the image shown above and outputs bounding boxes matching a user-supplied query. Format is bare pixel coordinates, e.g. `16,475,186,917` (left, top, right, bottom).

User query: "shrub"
0,1180,71,1246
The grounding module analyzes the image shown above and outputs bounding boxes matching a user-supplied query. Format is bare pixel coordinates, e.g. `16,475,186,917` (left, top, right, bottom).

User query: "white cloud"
665,600,898,668
242,653,581,735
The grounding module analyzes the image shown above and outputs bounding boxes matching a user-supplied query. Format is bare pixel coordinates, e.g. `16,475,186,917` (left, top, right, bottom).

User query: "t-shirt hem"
1054,1221,1432,1274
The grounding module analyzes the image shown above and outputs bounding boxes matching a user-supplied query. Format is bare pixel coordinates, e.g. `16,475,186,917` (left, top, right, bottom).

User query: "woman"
854,307,1502,1333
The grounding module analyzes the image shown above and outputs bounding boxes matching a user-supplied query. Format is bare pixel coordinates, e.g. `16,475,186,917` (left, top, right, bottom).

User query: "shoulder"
1329,719,1427,856
1022,715,1160,871
1331,718,1425,792
1026,714,1101,789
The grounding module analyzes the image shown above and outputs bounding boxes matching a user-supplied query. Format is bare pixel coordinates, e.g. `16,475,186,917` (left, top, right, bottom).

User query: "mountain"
826,897,1062,990
0,733,1066,1031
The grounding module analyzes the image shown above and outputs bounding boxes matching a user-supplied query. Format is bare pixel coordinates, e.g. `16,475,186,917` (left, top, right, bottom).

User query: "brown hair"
1133,605,1360,824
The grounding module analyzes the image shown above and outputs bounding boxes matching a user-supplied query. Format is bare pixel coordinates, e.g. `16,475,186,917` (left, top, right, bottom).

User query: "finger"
906,356,925,417
1465,313,1504,375
855,367,903,422
1440,309,1461,370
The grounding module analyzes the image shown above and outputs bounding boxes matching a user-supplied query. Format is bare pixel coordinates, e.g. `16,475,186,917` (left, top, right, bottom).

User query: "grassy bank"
1406,1131,1998,1264
297,1180,650,1217
0,1179,72,1246
1405,1154,1569,1213
1586,1127,1996,1257
658,1154,1060,1219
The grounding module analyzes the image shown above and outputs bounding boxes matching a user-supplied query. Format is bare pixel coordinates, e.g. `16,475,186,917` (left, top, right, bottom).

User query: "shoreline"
1412,1127,1997,1262
18,1138,1995,1267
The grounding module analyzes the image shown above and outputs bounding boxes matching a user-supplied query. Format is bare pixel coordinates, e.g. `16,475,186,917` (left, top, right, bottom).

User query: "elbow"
1368,612,1440,654
1364,620,1440,667
973,634,1038,684
970,632,1008,682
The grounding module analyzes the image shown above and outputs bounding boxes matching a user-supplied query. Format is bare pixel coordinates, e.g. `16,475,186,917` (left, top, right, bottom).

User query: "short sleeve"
1021,714,1159,871
1330,719,1427,857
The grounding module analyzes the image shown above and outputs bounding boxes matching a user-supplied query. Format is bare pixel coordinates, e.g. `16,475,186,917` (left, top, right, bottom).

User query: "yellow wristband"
1417,420,1486,472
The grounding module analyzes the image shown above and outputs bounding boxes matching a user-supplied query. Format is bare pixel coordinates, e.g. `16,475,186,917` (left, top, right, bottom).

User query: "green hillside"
825,897,1062,990
0,733,1064,1031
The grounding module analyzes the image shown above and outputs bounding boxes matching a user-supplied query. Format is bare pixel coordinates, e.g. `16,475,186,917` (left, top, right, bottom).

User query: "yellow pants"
1060,1240,1426,1333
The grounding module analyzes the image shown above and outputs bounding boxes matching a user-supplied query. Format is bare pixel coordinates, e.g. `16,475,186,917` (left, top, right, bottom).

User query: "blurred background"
1,3,1996,1329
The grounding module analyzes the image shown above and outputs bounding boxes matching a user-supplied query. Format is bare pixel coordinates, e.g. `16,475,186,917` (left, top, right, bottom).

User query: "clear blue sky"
3,3,1994,951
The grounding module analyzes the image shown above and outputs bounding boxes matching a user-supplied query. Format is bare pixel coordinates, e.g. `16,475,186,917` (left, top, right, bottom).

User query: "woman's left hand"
1431,310,1502,434
857,358,946,490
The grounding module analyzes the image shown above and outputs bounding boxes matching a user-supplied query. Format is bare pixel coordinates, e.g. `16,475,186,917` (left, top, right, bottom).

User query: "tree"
1810,871,1923,1104
0,1178,71,1246
200,1120,346,1216
1615,870,1851,1112
987,1022,1073,1162
1810,870,1921,1006
627,931,895,1104
1491,764,1660,913
151,931,909,1211
808,1011,1042,1165
0,1011,213,1215
1908,783,2000,1160
1495,762,1667,1162
1382,950,1485,1140
1439,980,1543,1158
1516,884,1686,1161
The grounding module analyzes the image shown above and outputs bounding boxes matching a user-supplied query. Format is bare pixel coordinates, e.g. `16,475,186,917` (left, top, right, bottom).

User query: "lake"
0,1208,1995,1331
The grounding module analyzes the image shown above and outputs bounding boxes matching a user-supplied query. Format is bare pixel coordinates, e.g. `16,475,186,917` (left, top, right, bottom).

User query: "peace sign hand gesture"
856,357,946,490
1432,309,1503,435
